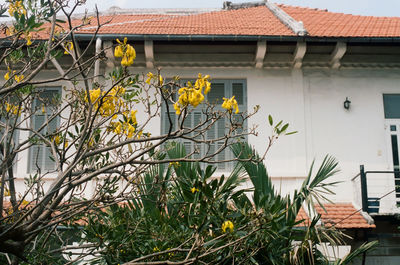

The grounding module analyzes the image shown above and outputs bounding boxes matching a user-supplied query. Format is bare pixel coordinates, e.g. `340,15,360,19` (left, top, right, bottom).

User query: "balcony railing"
352,165,400,215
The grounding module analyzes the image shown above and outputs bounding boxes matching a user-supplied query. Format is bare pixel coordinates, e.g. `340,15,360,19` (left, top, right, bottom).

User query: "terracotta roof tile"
295,207,311,227
315,203,375,229
280,4,400,37
76,6,293,36
3,5,400,41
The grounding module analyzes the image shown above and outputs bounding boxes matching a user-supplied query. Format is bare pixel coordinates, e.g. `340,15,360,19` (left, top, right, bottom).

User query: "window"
0,99,20,171
383,94,400,119
161,79,246,171
28,88,61,173
383,94,400,202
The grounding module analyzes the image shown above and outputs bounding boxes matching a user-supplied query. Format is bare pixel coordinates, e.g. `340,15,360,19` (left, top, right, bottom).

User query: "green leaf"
268,115,273,126
281,123,289,133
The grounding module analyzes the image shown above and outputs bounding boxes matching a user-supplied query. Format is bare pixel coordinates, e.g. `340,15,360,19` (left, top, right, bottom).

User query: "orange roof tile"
315,203,375,229
76,6,293,36
295,207,311,227
3,4,400,41
280,5,400,37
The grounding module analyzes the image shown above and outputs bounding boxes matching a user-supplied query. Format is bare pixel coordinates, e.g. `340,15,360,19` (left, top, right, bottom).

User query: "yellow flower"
25,32,32,46
204,80,211,95
4,72,10,81
64,140,69,149
64,41,74,55
137,130,143,139
8,1,26,17
88,137,95,147
126,124,135,138
189,89,204,107
222,220,234,233
54,135,61,145
89,88,101,103
4,67,15,81
190,187,199,193
114,45,123,57
173,102,181,115
130,110,138,125
114,122,122,134
221,96,239,114
169,162,180,168
5,102,21,115
115,37,136,67
146,72,154,84
172,74,211,115
14,74,24,83
159,75,164,85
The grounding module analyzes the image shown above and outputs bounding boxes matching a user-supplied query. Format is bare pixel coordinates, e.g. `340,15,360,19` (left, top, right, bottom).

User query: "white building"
4,1,400,263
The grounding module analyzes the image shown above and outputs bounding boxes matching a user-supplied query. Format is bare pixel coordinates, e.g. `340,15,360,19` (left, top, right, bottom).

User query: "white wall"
5,66,400,207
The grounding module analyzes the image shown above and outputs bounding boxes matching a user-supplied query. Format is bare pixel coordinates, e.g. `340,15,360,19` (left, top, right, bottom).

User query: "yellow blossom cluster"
86,85,140,138
53,135,68,148
114,38,136,67
5,102,21,115
87,86,126,118
24,32,32,46
173,73,211,115
4,68,24,83
145,72,163,85
222,220,234,233
190,187,199,193
63,41,74,55
222,96,239,114
8,0,26,17
111,110,138,138
168,161,180,168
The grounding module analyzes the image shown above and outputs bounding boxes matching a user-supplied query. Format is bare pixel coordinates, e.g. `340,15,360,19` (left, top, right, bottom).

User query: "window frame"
161,79,247,171
28,87,61,174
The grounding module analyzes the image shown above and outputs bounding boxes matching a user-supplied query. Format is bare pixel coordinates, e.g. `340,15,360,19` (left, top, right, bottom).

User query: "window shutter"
30,115,45,172
161,80,246,172
31,145,43,172
29,89,60,173
193,113,202,159
207,83,225,104
163,112,176,134
232,83,244,105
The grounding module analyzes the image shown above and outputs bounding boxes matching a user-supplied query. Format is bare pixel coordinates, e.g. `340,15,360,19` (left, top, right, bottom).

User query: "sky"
75,0,400,17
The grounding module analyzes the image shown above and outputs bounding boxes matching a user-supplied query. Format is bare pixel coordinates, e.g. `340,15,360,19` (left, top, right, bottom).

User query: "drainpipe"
94,37,102,82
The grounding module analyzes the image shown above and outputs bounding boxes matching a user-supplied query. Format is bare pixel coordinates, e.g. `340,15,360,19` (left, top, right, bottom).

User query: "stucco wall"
5,67,400,207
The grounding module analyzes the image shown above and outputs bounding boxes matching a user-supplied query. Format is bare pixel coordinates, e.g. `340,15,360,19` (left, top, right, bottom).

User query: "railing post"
360,165,369,212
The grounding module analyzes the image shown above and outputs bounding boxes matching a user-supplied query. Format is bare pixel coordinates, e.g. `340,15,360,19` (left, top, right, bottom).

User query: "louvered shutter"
29,89,60,173
161,79,246,171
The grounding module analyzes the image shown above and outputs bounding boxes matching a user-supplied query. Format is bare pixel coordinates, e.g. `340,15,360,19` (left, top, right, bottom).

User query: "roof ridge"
222,1,308,36
223,1,266,10
277,3,328,13
264,1,308,36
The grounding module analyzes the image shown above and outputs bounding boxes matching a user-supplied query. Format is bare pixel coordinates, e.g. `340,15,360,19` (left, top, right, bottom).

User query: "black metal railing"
354,165,400,214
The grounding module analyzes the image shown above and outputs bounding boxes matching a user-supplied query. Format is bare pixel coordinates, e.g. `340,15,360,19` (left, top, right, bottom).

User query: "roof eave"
73,33,400,43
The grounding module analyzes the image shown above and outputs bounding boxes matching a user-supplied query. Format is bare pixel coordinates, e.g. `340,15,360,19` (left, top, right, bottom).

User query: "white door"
385,121,400,204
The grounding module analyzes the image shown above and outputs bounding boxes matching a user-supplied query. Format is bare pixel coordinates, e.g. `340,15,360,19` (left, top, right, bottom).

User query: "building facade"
4,1,400,263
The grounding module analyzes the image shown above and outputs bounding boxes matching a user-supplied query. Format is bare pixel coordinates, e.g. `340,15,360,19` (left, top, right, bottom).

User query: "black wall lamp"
344,97,351,110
